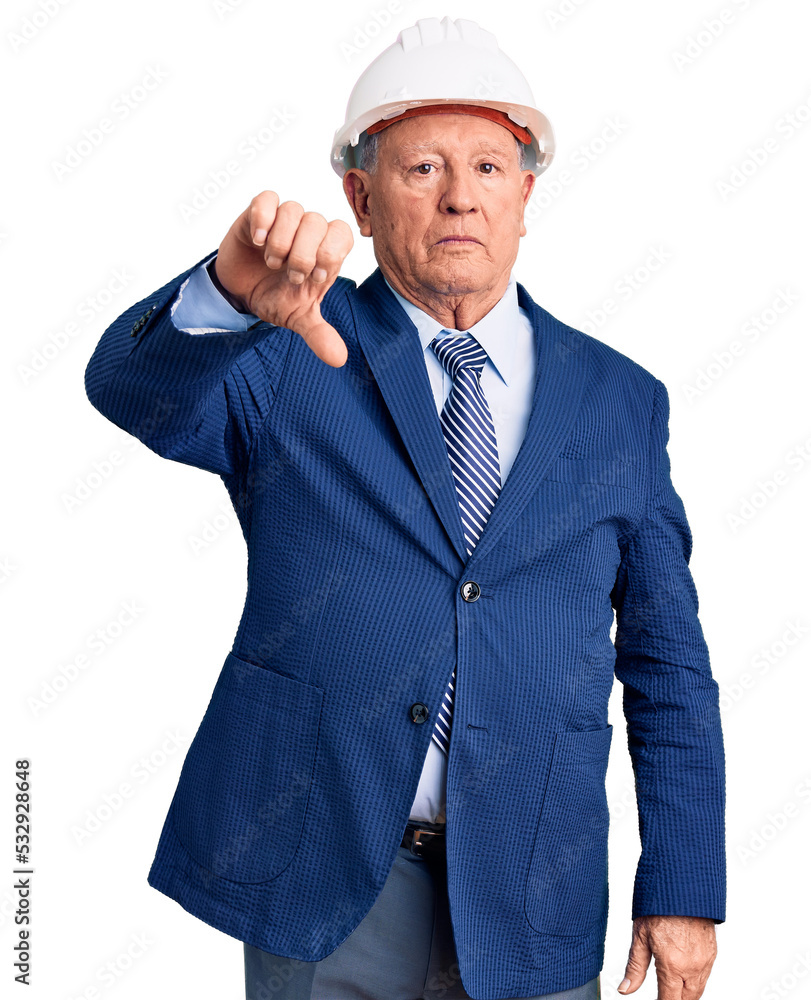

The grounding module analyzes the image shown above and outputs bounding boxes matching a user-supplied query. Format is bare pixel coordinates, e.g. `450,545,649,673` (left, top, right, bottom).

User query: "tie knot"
430,333,488,381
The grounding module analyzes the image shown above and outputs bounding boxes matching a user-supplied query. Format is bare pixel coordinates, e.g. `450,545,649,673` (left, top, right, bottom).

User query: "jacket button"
410,703,429,724
460,581,481,602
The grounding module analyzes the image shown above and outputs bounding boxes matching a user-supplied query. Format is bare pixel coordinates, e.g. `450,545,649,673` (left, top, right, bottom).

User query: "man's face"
343,113,535,305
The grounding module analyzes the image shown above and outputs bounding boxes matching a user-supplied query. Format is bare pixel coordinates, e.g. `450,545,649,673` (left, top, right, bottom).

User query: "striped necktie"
428,332,502,756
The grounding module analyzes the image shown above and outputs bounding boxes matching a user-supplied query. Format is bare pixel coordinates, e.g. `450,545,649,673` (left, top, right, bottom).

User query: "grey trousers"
244,845,601,1000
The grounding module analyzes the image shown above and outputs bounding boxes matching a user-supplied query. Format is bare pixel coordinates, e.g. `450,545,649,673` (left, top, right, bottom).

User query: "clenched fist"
212,191,354,367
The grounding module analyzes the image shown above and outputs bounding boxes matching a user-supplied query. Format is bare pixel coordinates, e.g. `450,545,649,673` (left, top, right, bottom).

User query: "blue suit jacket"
84,252,726,999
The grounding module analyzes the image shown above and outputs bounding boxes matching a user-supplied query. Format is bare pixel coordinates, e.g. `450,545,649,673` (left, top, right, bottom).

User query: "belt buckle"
409,826,443,858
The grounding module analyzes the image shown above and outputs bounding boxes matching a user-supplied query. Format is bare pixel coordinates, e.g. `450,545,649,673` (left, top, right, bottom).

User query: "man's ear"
343,169,373,238
518,170,536,238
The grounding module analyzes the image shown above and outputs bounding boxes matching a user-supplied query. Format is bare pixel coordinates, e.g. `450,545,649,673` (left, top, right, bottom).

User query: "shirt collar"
382,274,520,386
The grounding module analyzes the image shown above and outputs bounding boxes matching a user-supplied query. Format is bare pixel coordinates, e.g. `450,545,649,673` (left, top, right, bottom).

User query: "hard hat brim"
331,98,555,177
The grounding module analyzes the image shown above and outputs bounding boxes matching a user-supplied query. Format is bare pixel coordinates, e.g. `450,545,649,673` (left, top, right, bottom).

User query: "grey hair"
356,130,528,173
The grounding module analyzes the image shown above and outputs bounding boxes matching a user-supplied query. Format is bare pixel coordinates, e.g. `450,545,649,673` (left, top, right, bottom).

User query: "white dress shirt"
171,258,537,824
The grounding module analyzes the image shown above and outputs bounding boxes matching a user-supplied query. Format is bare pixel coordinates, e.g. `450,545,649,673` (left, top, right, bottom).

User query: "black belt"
400,821,446,861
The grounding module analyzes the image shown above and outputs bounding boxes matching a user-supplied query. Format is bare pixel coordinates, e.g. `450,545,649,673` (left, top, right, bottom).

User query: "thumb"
618,929,653,994
293,307,348,368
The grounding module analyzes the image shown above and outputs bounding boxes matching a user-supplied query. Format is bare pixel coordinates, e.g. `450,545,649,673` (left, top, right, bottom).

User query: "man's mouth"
435,236,481,245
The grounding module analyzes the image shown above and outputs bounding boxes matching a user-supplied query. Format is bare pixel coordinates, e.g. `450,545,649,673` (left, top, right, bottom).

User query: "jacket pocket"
170,652,324,884
544,457,637,490
523,725,613,936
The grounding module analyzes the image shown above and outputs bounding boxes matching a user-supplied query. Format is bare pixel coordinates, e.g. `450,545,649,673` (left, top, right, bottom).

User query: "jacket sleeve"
83,250,294,478
611,378,726,923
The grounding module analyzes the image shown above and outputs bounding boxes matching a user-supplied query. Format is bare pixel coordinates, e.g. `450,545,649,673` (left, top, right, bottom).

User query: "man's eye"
414,163,434,175
479,163,496,174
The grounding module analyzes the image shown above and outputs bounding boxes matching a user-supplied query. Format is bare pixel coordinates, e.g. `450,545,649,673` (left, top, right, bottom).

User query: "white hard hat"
331,17,555,177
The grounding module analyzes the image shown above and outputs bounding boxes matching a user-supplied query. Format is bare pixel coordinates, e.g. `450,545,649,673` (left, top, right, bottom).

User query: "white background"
3,0,810,998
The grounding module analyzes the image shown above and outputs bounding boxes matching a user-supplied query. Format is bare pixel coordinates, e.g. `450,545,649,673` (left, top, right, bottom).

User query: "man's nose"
439,169,478,214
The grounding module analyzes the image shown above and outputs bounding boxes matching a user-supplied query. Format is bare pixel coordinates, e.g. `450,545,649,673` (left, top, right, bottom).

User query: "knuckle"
316,248,340,269
287,250,316,271
325,224,353,255
320,234,338,255
265,234,290,256
250,189,277,212
329,218,353,240
301,211,327,229
278,200,304,219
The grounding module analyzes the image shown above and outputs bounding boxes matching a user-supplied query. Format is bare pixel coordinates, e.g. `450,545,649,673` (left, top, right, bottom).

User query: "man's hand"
618,915,718,999
213,190,354,368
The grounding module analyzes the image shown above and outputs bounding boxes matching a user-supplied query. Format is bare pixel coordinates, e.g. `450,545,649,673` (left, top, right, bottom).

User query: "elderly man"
84,16,725,1000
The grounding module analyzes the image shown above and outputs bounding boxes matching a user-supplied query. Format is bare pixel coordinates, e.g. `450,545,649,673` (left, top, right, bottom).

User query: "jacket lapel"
350,270,470,565
349,270,590,569
467,283,589,565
